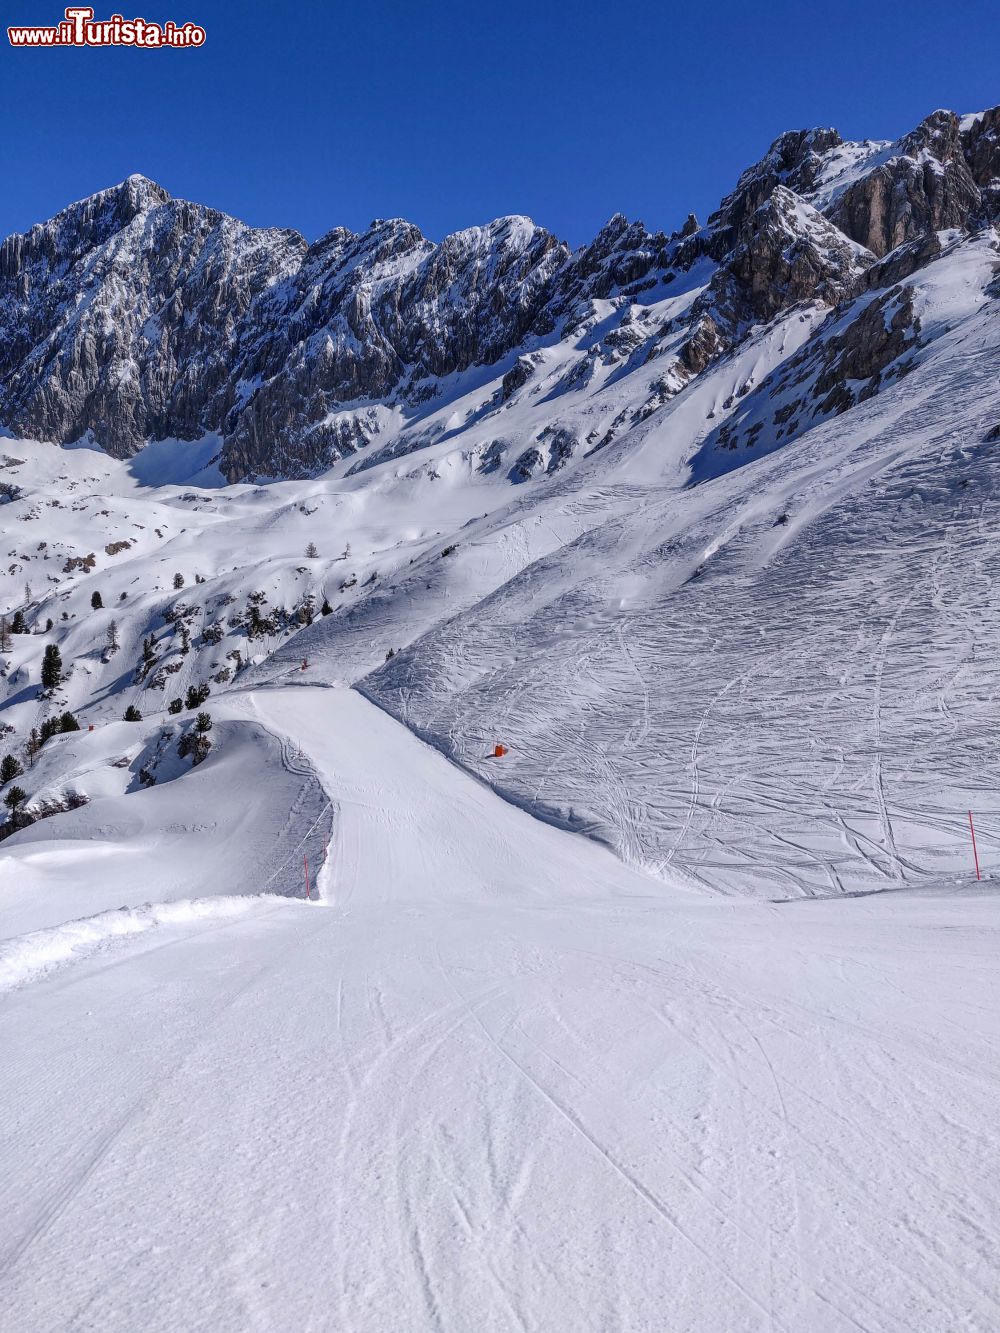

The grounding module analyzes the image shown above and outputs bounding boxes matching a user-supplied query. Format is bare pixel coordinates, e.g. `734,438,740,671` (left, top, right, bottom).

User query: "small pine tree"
136,635,156,680
385,647,396,661
0,754,23,784
0,617,10,653
173,572,185,590
168,697,183,715
321,598,332,616
3,785,27,814
305,542,318,559
194,711,212,734
10,610,27,635
25,728,42,766
41,643,63,692
178,622,191,655
59,712,81,733
119,591,127,601
106,619,120,653
185,683,210,710
39,717,60,745
91,590,103,610
124,704,142,722
45,618,53,631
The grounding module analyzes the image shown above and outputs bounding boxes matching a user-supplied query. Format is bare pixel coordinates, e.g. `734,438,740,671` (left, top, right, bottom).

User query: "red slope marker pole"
969,811,981,882
304,855,311,900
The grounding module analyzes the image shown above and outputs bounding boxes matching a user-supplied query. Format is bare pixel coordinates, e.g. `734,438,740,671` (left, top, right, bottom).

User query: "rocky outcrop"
724,187,872,321
708,128,844,240
0,176,304,458
708,283,923,462
826,112,982,257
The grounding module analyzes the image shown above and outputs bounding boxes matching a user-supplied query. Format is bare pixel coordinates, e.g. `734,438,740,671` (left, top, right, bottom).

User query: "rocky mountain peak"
709,125,843,236
899,108,965,164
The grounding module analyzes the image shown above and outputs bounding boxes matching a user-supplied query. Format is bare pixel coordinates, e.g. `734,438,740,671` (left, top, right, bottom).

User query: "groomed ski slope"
1,686,998,1332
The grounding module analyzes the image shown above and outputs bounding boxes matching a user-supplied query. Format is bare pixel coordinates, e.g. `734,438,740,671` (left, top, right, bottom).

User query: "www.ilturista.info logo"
8,6,205,46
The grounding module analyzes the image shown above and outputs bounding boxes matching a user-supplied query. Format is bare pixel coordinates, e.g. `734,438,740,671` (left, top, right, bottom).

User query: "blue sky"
1,0,998,246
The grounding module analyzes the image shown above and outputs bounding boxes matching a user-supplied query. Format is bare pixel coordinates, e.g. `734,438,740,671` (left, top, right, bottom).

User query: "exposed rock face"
0,176,304,458
0,103,996,481
219,216,569,479
708,127,844,241
724,186,872,321
707,283,923,463
827,112,982,257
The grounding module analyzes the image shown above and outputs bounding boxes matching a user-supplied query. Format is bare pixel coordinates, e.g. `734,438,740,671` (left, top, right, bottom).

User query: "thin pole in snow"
304,855,311,900
968,811,981,882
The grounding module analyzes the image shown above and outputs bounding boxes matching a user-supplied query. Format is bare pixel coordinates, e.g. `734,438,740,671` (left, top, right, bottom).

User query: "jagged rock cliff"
0,104,997,481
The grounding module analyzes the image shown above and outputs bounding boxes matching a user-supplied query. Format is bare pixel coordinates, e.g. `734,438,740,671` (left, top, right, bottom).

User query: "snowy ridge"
0,894,287,993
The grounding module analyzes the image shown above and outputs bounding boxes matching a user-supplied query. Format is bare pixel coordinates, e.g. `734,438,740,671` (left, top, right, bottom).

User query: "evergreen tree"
185,682,210,709
173,572,185,590
124,704,142,722
25,728,42,766
90,590,103,610
136,634,156,680
194,711,213,734
39,717,60,745
106,619,120,653
321,598,332,616
59,712,81,733
168,698,183,715
0,617,9,652
1,754,23,784
3,785,27,814
10,610,27,635
41,643,63,692
305,542,318,559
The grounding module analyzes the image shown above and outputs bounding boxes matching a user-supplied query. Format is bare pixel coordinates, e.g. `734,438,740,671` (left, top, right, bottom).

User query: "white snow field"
1,686,998,1332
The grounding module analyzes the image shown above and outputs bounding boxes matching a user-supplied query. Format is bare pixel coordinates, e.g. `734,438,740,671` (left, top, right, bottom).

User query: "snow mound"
0,894,285,992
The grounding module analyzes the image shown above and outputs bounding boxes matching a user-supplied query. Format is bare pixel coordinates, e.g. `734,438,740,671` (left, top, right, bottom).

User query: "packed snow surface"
1,687,997,1331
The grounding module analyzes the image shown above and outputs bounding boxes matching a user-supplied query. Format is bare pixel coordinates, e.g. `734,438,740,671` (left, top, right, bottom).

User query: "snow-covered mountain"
2,106,997,483
3,104,1000,1333
1,102,999,898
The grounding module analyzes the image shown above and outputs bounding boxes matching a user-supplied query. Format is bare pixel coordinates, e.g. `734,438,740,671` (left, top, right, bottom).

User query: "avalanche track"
1,687,998,1332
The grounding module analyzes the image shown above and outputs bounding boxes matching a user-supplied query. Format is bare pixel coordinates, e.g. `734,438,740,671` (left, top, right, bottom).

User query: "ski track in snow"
0,686,997,1332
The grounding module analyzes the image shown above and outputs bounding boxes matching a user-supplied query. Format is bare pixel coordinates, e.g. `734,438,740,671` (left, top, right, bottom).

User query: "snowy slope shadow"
0,719,332,939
